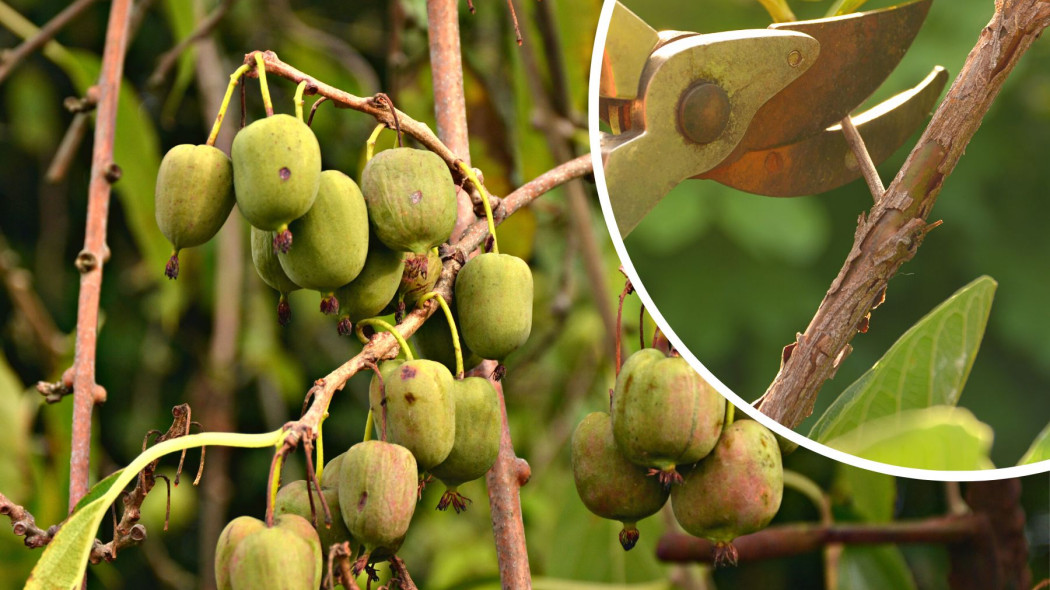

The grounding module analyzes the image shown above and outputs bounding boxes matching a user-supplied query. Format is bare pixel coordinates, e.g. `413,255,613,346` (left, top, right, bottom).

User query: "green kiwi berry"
277,170,369,314
430,377,501,512
250,226,300,326
232,114,321,253
382,359,456,470
335,237,405,334
455,252,533,361
361,147,457,253
337,440,418,566
612,348,726,486
155,144,235,279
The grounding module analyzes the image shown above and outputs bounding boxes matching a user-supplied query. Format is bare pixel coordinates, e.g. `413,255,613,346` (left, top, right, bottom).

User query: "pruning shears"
599,0,947,237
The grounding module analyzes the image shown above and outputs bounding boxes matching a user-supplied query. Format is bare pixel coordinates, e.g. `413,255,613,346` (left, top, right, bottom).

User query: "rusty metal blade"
739,0,933,152
600,2,661,101
700,67,947,197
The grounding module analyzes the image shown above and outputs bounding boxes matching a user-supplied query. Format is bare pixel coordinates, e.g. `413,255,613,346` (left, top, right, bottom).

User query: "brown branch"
243,51,464,173
656,515,983,564
147,0,237,88
756,0,1050,427
426,0,476,240
481,365,532,588
0,0,100,85
0,491,55,549
840,115,884,200
68,0,133,512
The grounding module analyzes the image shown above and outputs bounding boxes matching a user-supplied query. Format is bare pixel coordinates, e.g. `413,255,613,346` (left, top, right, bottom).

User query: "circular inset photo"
591,0,1050,474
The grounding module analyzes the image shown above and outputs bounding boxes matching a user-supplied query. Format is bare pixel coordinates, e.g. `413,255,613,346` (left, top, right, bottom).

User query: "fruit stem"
254,52,274,117
365,123,386,162
294,79,308,121
724,404,736,428
205,63,251,146
457,161,499,254
315,414,326,483
266,449,285,527
363,409,374,441
355,318,415,361
419,291,463,377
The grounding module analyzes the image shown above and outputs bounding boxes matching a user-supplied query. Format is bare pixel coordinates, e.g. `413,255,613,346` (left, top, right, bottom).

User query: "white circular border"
587,0,1050,482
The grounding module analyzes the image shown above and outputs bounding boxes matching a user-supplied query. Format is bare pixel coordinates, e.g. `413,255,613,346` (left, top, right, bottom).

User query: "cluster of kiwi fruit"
213,349,514,587
156,85,537,584
571,347,783,565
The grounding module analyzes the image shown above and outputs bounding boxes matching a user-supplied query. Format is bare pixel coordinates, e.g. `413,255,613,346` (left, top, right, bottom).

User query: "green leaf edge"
809,276,997,443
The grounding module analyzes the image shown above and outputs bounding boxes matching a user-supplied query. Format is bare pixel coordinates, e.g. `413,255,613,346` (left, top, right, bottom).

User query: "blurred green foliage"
622,0,1050,468
0,0,1046,588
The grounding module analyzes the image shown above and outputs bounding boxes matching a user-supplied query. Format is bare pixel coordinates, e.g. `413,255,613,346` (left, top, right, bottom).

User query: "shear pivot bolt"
677,82,730,145
787,50,804,68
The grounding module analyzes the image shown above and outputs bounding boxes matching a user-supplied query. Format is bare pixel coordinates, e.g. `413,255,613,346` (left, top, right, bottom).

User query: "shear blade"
700,66,948,197
738,0,933,153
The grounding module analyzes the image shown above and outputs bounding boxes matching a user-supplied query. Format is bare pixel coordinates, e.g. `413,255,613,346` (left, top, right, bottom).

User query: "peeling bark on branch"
757,0,1050,428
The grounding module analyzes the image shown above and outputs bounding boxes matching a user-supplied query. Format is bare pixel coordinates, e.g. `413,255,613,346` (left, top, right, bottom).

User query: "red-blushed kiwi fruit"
671,419,783,566
571,412,669,550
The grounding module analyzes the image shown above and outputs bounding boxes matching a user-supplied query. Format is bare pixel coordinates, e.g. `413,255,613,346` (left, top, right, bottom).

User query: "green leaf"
834,464,895,523
1017,421,1050,466
827,0,871,17
0,350,33,500
822,406,994,470
838,545,917,590
70,470,125,514
26,430,284,590
810,276,996,443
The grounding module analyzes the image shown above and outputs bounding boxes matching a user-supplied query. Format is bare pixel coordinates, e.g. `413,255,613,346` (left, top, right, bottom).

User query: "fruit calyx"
619,522,641,551
436,488,473,513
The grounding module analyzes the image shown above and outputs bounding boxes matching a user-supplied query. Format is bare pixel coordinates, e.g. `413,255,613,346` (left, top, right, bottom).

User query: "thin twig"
147,0,237,88
839,115,884,200
68,0,133,512
0,234,65,366
756,0,1050,427
0,0,100,85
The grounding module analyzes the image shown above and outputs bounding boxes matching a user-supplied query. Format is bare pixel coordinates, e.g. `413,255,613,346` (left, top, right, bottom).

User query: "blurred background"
0,0,1045,588
621,0,1050,468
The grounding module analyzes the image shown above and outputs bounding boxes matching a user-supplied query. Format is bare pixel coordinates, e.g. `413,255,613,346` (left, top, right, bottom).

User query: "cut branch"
756,0,1050,428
